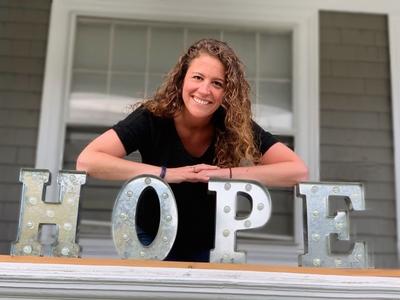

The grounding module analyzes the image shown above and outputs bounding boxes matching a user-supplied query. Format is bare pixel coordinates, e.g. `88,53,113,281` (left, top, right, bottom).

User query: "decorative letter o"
112,175,178,260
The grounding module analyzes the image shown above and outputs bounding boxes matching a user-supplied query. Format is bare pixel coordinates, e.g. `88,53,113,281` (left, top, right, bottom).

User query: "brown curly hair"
140,38,261,167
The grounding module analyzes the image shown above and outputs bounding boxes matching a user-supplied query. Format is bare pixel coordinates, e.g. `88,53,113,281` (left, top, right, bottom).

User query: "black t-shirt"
112,107,278,260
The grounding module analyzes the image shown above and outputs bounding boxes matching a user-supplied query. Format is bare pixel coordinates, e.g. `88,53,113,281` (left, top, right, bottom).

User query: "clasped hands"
164,164,229,183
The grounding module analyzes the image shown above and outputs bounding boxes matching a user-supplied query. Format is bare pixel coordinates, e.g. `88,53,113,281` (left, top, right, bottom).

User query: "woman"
76,39,308,262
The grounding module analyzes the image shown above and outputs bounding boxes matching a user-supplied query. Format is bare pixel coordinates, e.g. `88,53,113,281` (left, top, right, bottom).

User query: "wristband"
160,166,167,179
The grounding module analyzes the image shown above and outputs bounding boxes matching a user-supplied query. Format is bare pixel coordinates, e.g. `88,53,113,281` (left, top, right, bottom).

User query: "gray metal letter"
297,182,370,268
112,175,178,260
209,179,272,263
11,169,86,257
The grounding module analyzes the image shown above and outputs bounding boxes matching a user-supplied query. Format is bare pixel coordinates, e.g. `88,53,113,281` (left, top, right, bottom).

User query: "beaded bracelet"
160,166,167,179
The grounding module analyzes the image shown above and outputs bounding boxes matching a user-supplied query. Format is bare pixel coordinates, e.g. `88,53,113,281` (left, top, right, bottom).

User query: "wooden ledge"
0,255,398,277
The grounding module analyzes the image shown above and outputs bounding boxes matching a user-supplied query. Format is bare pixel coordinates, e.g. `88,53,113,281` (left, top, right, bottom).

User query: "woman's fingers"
165,165,216,183
191,164,219,173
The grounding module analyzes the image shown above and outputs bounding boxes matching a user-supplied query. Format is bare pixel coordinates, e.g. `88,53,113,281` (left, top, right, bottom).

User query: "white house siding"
0,0,51,253
320,11,397,268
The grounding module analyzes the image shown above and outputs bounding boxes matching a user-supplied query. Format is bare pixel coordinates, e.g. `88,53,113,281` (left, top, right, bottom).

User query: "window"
62,18,299,261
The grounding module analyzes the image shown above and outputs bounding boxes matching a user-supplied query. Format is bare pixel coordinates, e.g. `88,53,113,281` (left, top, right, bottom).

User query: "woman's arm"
76,129,218,183
199,142,308,187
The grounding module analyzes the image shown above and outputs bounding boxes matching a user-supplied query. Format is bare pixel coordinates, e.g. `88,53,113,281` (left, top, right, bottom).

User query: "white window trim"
388,15,400,265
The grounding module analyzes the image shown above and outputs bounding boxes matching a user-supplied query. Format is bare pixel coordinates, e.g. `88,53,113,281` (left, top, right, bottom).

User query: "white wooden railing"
0,256,399,300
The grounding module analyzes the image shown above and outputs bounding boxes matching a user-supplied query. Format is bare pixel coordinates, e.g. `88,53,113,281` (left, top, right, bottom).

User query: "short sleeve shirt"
112,107,278,256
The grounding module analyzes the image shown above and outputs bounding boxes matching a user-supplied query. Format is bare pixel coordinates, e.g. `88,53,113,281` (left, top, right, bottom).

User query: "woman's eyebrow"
190,71,225,82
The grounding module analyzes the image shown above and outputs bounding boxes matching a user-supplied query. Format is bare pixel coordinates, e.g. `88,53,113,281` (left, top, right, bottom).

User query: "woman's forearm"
76,129,165,181
230,162,308,187
200,142,309,187
76,150,161,181
201,161,308,188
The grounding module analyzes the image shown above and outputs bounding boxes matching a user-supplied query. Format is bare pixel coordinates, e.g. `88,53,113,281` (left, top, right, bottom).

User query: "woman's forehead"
187,54,225,78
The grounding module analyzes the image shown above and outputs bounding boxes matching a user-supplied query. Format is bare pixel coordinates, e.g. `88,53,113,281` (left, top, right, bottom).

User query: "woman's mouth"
193,97,211,105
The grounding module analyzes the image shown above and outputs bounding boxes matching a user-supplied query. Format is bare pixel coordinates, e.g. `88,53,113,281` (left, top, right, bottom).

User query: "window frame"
36,0,320,263
388,14,400,267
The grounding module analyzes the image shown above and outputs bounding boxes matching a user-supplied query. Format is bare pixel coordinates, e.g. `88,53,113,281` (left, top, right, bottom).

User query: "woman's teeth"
193,97,209,105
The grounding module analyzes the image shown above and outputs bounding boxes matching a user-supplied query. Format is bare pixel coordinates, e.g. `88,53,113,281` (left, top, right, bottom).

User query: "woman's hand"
165,164,220,183
170,142,309,187
197,167,231,181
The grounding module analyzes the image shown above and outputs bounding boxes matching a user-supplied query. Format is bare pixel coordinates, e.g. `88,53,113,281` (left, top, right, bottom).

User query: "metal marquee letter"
209,179,272,263
11,169,86,257
297,182,370,268
112,175,178,260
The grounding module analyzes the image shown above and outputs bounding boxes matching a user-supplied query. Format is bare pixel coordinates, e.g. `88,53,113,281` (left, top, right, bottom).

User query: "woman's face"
181,54,225,122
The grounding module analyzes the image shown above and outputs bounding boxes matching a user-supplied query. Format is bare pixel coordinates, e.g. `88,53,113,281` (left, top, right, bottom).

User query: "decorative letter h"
11,169,86,257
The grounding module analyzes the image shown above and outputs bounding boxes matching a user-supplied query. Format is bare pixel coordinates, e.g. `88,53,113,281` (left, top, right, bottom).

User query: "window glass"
149,27,184,74
112,24,147,73
71,73,108,94
110,74,145,99
74,23,110,70
259,33,292,78
256,81,292,130
186,28,220,47
224,31,257,77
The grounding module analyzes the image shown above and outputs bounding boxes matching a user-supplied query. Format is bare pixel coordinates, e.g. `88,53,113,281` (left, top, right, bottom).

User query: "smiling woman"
76,39,308,262
176,54,225,157
181,54,225,121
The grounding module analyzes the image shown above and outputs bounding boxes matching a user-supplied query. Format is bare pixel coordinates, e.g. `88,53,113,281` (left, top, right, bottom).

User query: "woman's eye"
193,75,202,80
213,81,224,88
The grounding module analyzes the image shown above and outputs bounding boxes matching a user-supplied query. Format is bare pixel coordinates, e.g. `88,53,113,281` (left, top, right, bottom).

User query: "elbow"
76,152,90,173
293,163,309,185
298,164,309,182
287,162,309,187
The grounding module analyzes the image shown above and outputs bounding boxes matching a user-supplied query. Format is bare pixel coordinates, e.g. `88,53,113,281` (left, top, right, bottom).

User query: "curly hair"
140,38,261,167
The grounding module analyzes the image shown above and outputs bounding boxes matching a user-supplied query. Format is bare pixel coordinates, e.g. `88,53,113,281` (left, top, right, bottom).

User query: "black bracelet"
229,167,232,179
160,166,167,179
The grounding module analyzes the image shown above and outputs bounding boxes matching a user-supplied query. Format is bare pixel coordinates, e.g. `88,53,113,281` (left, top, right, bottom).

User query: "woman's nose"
198,81,211,95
